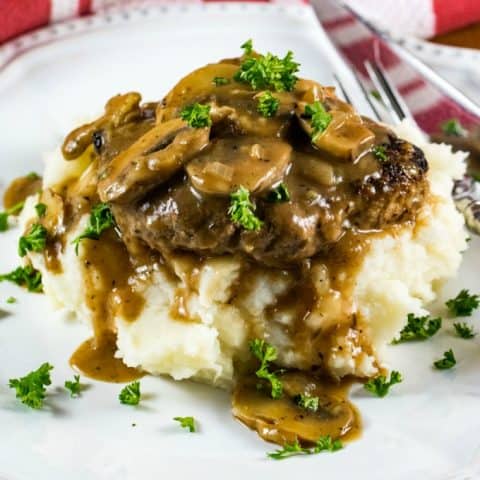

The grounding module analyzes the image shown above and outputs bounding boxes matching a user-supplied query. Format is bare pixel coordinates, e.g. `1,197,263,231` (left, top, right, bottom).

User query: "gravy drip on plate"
3,173,42,209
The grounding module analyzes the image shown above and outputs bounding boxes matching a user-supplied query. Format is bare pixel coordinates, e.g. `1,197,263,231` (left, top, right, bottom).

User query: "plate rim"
0,1,310,74
397,35,480,70
0,6,479,480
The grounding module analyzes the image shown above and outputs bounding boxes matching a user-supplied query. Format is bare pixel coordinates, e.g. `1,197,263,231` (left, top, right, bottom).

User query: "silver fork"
333,62,480,235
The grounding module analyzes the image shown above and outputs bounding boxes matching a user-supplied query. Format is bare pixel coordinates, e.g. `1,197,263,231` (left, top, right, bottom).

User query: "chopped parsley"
433,349,456,370
249,339,283,399
472,173,480,183
268,435,343,460
228,186,263,231
212,76,230,86
27,172,40,180
240,39,253,55
173,416,196,432
392,313,442,344
372,145,388,162
9,362,53,409
257,91,279,118
6,296,16,304
119,381,141,406
453,322,476,339
446,289,479,317
18,223,47,257
35,203,47,218
441,118,466,137
234,40,299,92
295,393,319,412
304,101,332,139
364,370,402,398
0,201,24,232
180,103,212,128
64,375,82,398
72,202,115,254
267,183,290,203
0,265,42,292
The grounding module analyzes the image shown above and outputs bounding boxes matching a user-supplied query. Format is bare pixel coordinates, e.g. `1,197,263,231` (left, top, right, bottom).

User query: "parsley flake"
268,435,343,460
295,393,319,412
27,172,40,180
228,186,263,231
18,223,47,257
234,40,299,92
72,203,115,254
249,339,283,399
364,370,402,398
0,265,42,292
119,381,141,406
241,39,253,56
373,145,388,162
6,296,16,304
453,322,476,339
257,91,279,118
433,349,456,370
9,362,53,409
64,375,82,398
392,313,442,344
0,201,24,232
173,416,196,432
180,103,212,128
35,203,47,218
304,101,332,139
441,118,466,137
267,183,290,203
212,76,229,86
446,289,479,317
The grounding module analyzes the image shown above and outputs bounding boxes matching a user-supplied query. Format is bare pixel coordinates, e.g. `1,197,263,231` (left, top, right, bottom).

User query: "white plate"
0,4,479,480
398,36,480,106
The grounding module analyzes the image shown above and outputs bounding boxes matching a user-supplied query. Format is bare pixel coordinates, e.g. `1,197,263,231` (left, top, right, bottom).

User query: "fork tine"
365,60,421,129
332,73,352,104
333,73,382,122
364,61,403,125
350,70,383,122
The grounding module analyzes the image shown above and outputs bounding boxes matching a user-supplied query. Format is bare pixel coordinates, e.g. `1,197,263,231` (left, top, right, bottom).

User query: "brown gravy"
232,372,361,446
70,333,143,383
68,228,145,382
3,174,42,209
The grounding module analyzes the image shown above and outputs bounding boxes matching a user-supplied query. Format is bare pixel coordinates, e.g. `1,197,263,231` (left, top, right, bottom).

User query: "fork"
333,61,480,235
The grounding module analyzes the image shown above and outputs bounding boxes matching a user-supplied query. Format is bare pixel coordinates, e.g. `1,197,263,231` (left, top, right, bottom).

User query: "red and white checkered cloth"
2,0,480,45
1,0,479,133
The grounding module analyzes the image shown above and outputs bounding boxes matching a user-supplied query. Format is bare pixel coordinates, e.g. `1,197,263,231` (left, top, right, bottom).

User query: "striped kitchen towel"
2,0,480,45
1,0,479,134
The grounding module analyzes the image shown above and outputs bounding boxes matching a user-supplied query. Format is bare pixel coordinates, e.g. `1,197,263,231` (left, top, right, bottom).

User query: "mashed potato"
21,121,467,389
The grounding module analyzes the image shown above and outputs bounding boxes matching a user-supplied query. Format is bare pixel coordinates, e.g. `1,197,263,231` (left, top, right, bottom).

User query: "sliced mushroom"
295,78,332,104
296,101,375,162
62,92,142,160
157,63,240,123
295,153,336,186
98,118,210,203
314,111,375,161
232,372,358,445
186,137,292,195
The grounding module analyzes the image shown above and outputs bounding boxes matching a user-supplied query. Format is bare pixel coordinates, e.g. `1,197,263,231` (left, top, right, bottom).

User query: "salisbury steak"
63,60,429,267
112,134,428,267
